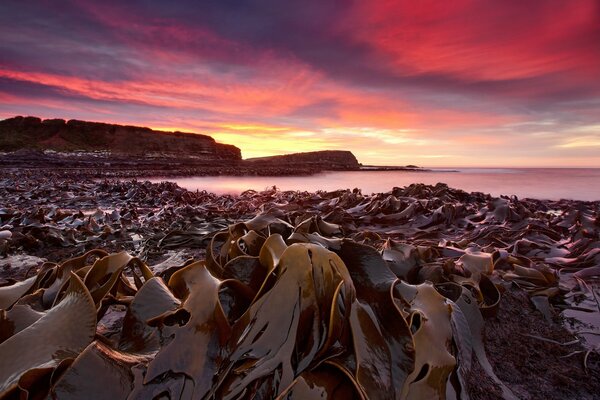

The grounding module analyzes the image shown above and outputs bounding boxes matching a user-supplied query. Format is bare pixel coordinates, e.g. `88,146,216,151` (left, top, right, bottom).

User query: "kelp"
4,210,586,400
0,273,96,395
1,176,599,398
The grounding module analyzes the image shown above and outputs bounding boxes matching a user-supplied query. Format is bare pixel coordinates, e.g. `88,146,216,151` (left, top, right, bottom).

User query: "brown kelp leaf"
118,277,181,353
15,367,54,400
395,282,456,400
145,261,231,399
337,240,416,399
50,341,152,400
214,243,355,399
417,263,446,284
503,264,552,286
381,239,421,280
449,285,516,400
344,300,403,399
258,233,287,272
221,223,249,261
237,230,266,256
287,231,343,250
0,275,37,310
0,303,45,343
222,256,267,294
448,272,501,317
81,252,152,309
458,251,494,277
82,251,135,305
0,272,96,393
292,215,341,236
125,257,155,290
446,293,473,400
218,279,256,326
206,230,229,277
573,265,600,280
477,274,501,317
42,249,108,307
9,360,73,400
128,371,194,400
157,228,214,249
244,210,293,235
278,364,364,400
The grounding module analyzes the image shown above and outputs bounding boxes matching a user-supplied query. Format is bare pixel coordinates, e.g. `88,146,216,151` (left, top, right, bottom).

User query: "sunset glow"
1,0,599,166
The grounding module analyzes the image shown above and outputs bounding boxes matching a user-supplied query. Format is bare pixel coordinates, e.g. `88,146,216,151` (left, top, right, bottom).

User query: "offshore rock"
246,150,360,170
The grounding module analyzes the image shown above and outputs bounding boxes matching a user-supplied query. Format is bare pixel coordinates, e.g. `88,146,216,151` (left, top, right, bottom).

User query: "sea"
150,168,600,201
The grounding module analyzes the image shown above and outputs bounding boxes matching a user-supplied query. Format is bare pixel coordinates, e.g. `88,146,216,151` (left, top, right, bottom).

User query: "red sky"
1,0,599,166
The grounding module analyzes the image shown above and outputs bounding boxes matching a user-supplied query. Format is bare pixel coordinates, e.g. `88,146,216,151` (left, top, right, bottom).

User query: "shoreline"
1,170,599,398
0,150,434,178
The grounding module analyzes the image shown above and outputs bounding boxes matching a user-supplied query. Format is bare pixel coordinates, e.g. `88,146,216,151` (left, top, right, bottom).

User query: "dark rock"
246,150,360,170
0,117,363,176
0,116,241,160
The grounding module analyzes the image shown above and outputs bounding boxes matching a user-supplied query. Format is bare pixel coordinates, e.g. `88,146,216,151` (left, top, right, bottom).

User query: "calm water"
150,168,600,201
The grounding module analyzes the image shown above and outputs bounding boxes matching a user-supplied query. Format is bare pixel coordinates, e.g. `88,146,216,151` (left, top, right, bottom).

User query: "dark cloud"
91,0,600,104
0,77,89,101
285,100,342,120
0,1,143,81
0,0,599,166
3,0,598,106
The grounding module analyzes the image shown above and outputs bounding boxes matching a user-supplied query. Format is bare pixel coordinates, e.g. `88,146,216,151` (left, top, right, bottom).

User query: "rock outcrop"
0,116,241,160
246,150,360,170
0,117,363,177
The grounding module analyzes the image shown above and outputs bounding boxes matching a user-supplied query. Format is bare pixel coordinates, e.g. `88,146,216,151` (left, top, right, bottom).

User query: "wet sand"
0,169,599,399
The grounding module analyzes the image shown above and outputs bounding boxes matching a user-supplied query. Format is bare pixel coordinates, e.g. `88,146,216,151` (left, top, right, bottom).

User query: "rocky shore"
0,150,353,177
0,169,599,399
0,116,364,177
0,116,240,158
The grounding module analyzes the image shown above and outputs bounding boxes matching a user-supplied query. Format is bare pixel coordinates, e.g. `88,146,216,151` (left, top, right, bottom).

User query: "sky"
1,0,599,167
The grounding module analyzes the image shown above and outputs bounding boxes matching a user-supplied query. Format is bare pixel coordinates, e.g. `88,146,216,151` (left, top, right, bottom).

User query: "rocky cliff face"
0,117,363,177
0,116,241,160
246,150,360,170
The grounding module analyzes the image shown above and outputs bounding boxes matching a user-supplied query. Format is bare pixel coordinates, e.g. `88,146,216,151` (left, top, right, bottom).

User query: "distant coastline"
0,115,436,178
359,165,459,172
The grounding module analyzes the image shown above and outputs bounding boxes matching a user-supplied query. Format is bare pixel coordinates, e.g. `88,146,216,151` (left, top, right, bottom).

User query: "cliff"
0,117,363,177
246,150,360,170
0,116,241,160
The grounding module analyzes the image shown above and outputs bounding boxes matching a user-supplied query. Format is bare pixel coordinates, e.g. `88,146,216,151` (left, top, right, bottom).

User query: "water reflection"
149,168,600,201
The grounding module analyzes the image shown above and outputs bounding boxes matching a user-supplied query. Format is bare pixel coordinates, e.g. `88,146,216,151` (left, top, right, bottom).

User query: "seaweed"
1,175,599,398
4,210,591,399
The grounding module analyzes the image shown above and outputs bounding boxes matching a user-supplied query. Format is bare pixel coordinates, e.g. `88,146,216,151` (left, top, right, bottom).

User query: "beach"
1,169,598,399
3,1,599,398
